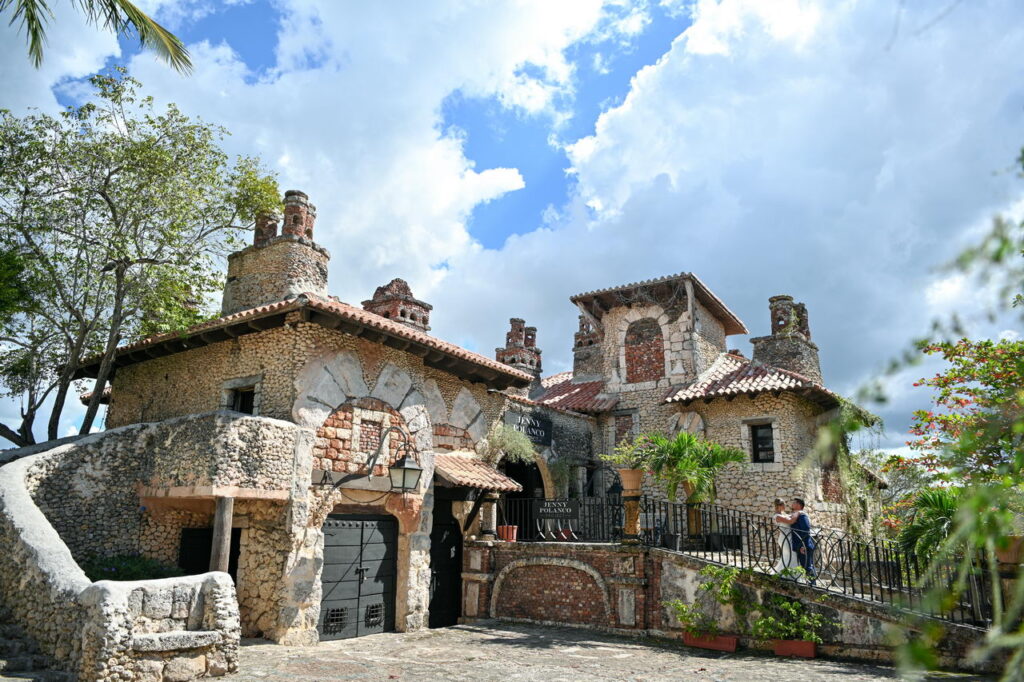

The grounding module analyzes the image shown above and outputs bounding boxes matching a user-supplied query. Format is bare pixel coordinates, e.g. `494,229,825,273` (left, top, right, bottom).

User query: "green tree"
885,148,1024,679
897,486,962,558
0,70,279,445
645,430,746,503
1,0,190,72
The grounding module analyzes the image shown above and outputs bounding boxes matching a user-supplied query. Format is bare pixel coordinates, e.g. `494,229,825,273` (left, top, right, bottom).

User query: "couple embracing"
772,497,815,584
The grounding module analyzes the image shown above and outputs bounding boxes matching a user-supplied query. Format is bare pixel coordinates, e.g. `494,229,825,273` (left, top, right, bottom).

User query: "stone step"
0,654,52,674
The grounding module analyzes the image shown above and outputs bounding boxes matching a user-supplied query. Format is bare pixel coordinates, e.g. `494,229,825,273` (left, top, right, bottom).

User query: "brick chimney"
496,318,544,398
750,295,823,384
362,278,432,332
221,189,330,315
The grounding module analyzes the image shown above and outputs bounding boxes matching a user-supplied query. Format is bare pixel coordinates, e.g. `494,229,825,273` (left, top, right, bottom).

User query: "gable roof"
535,375,619,414
664,353,840,409
73,293,532,391
570,272,747,336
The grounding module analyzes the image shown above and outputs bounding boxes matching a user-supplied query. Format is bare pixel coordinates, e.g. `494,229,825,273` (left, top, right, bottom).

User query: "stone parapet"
0,435,242,681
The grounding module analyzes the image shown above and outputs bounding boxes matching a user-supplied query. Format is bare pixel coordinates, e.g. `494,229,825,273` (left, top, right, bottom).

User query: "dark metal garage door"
319,515,397,641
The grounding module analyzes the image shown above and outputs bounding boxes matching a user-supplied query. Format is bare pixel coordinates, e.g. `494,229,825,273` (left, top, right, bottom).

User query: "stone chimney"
362,278,432,332
496,318,544,398
221,190,330,315
572,314,602,380
750,295,823,384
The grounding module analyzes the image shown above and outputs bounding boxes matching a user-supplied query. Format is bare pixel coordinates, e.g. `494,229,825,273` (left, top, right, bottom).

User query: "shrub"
80,554,184,581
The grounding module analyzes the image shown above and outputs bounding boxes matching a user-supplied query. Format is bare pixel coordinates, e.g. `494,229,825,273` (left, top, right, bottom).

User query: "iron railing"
495,495,993,628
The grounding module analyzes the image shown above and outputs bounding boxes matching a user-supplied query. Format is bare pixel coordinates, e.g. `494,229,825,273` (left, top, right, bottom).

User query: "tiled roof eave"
73,294,532,391
667,385,840,409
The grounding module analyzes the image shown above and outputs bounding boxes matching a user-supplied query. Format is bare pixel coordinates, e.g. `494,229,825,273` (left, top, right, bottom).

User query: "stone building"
68,190,595,645
0,191,875,680
534,273,861,528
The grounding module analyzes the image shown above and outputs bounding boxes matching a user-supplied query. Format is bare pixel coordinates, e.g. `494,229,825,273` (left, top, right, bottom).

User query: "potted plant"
664,565,752,652
666,601,738,652
598,435,655,489
752,593,832,658
645,430,746,536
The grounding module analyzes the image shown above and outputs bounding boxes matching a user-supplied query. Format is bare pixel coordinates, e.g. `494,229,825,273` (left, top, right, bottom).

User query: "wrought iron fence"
495,495,993,628
644,498,993,627
498,496,624,543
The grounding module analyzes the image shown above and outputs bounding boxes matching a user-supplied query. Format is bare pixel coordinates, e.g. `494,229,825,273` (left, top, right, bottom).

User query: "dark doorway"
178,527,241,581
429,498,463,628
502,460,544,540
319,515,397,641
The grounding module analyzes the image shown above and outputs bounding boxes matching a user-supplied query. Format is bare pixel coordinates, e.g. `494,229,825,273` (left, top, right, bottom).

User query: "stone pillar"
480,492,498,540
210,496,235,573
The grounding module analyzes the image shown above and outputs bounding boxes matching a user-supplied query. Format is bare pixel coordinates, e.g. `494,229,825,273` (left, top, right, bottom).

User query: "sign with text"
505,410,553,447
533,499,580,521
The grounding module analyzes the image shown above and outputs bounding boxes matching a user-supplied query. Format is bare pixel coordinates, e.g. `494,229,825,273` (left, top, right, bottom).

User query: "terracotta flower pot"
683,633,738,652
497,525,518,542
996,536,1024,565
773,640,816,658
617,468,645,491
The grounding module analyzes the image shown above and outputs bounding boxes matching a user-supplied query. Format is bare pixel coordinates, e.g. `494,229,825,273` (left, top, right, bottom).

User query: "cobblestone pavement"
234,622,992,682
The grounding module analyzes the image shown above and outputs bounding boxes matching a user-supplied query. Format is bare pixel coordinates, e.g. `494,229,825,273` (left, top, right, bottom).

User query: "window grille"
323,607,348,634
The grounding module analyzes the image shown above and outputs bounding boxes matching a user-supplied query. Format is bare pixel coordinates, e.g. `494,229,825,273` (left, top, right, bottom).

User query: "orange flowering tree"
907,338,1024,481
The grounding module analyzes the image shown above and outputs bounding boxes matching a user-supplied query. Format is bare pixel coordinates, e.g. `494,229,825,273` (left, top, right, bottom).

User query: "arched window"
624,318,665,383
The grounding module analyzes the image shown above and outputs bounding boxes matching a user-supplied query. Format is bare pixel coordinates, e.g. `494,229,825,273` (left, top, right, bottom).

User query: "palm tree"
2,0,191,72
898,486,963,558
646,431,747,503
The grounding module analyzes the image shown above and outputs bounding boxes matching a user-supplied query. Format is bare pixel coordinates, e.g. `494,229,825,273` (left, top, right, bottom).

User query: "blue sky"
2,0,1024,450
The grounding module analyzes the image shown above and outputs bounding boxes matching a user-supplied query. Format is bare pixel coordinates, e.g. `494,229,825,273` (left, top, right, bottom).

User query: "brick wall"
433,423,475,451
623,318,665,384
313,396,406,475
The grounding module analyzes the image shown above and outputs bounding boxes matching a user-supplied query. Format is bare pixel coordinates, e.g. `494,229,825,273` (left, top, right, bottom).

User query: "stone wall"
684,393,826,517
26,412,301,564
0,440,241,681
463,541,996,673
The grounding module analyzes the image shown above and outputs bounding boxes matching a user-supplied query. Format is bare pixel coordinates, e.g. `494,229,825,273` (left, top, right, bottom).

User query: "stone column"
210,496,235,573
480,492,498,540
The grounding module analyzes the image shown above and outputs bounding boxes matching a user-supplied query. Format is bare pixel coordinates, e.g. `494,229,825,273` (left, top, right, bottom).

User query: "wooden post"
210,496,234,573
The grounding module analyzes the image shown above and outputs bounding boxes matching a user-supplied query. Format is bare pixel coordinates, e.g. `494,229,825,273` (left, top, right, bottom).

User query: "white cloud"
4,0,1024,454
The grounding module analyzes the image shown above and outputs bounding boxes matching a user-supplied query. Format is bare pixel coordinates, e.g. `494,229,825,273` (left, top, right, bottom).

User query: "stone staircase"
0,612,72,682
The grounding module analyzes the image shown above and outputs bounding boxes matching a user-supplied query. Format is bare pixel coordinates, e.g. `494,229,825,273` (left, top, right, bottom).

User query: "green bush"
81,554,184,581
751,594,833,644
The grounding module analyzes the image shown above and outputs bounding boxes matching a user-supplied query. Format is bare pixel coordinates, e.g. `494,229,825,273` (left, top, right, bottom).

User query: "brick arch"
624,318,665,383
490,558,612,626
313,397,412,475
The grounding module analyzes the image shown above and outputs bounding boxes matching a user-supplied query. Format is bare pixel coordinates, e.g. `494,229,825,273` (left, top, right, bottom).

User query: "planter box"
682,633,738,652
772,640,816,658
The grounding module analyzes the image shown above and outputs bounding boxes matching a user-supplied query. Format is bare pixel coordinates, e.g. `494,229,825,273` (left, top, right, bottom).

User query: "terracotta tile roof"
79,385,112,405
541,371,573,388
664,353,840,408
434,452,523,492
570,272,747,336
535,375,619,414
499,390,594,419
73,293,532,390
